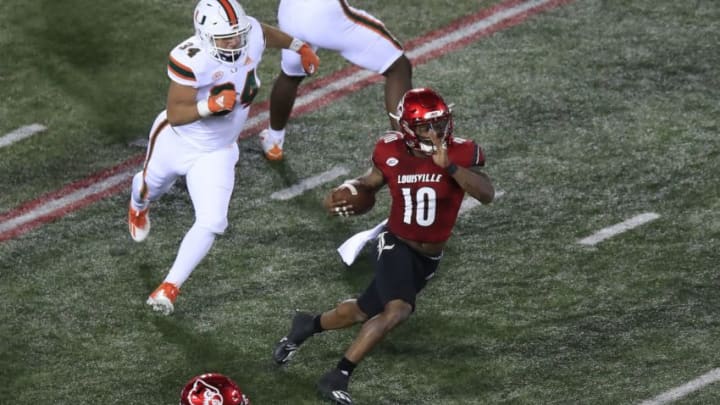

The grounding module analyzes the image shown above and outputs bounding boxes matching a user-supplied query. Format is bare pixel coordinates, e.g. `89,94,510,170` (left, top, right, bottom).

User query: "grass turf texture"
1,0,720,403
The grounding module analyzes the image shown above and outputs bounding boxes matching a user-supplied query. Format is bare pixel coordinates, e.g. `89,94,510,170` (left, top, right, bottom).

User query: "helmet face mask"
187,379,223,405
393,88,454,155
210,29,249,62
194,0,252,64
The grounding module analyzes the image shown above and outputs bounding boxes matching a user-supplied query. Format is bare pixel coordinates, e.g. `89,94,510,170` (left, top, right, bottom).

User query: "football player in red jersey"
273,88,495,404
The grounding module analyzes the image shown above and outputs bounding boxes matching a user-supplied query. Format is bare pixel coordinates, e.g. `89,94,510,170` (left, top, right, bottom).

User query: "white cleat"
259,129,284,161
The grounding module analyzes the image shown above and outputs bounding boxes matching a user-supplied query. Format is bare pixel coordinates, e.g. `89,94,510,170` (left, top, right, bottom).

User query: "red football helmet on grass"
180,373,250,405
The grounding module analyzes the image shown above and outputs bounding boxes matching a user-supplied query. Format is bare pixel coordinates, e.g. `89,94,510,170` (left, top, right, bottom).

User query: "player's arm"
349,165,386,193
166,81,237,126
428,130,495,204
260,23,319,75
451,165,495,205
166,81,202,125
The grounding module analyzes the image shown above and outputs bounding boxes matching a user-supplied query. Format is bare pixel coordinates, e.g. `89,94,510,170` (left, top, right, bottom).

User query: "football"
327,182,376,215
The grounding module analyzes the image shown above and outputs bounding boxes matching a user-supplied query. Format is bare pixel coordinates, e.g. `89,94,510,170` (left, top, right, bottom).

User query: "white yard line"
578,212,660,246
270,166,350,200
639,368,720,405
459,190,505,215
0,124,46,148
407,0,550,59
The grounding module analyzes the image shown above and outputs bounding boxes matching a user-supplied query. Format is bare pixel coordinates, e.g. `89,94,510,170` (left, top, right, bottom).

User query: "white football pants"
130,111,239,287
277,0,405,76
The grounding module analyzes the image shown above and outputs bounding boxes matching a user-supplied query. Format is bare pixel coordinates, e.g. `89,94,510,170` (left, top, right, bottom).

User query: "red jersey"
372,132,485,243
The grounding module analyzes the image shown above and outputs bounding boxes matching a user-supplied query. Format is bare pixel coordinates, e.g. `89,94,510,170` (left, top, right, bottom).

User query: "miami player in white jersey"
127,0,319,315
258,0,413,160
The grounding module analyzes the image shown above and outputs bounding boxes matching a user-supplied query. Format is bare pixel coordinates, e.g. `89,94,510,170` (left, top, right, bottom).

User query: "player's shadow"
137,303,320,402
337,249,376,290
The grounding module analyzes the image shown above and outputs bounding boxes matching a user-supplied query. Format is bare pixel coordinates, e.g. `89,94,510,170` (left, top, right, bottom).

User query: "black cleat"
317,368,353,405
273,337,300,365
273,312,316,365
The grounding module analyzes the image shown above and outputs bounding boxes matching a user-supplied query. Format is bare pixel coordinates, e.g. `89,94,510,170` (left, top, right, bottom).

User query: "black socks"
337,356,357,377
313,314,324,334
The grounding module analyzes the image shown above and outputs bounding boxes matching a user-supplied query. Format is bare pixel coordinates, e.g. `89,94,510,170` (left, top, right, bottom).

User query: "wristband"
289,38,304,53
446,162,459,175
196,100,211,118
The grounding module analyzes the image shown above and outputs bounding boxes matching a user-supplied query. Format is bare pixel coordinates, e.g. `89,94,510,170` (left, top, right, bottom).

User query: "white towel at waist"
337,219,388,266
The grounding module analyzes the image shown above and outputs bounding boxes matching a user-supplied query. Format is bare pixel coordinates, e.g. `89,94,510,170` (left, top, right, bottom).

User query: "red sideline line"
0,180,133,242
0,155,143,223
239,0,573,138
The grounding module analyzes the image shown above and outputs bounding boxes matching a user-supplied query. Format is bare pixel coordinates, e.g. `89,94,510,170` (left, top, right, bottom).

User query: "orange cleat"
146,282,179,315
128,204,150,242
265,144,283,161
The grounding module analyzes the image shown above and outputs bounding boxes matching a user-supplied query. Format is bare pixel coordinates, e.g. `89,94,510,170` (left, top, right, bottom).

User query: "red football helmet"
179,373,250,405
392,87,454,154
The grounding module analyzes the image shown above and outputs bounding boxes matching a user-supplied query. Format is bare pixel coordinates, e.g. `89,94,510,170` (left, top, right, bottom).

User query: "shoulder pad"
167,36,214,87
378,130,403,144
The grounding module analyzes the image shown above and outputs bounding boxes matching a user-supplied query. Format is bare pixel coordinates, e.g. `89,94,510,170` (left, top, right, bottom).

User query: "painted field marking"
239,0,572,138
0,170,134,235
577,212,660,246
639,368,720,405
0,124,46,148
0,0,572,242
270,166,349,200
459,190,505,215
0,155,143,242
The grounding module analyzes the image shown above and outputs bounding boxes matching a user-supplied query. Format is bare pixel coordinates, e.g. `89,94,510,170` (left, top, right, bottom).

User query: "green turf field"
1,0,719,404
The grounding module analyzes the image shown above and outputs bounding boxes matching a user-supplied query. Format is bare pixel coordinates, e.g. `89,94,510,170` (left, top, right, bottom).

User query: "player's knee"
383,300,412,327
383,54,412,78
196,215,228,234
279,71,305,84
338,299,368,323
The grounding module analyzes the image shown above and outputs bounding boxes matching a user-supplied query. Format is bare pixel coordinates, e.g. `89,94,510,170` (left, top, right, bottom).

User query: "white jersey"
166,16,265,151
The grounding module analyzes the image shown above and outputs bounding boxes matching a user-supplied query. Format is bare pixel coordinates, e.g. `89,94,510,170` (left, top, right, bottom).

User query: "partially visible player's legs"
260,0,316,161
332,5,411,132
316,299,412,405
260,71,305,161
318,233,428,403
147,142,239,315
128,173,152,242
381,54,413,130
128,115,179,242
343,299,411,363
273,299,367,365
269,72,304,131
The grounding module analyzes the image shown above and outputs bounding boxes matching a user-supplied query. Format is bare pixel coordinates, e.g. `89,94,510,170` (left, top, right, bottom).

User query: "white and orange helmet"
193,0,252,63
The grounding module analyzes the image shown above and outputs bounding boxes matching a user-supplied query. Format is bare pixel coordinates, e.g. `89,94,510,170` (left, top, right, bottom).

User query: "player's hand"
428,129,451,169
322,188,354,217
208,89,237,114
298,44,320,75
